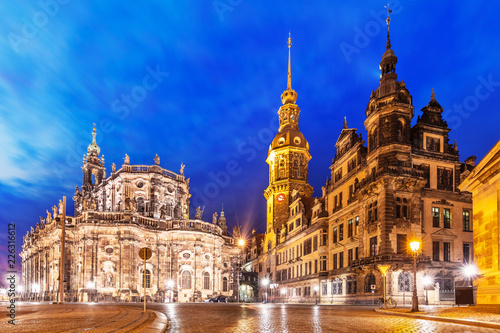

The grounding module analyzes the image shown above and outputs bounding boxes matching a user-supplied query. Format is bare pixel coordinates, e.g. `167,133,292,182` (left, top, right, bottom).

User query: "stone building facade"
460,139,500,304
20,128,240,303
246,19,475,305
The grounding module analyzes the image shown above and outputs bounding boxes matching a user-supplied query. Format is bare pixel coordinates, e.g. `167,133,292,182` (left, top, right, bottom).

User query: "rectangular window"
348,219,353,238
339,192,343,207
315,259,318,273
304,238,312,255
432,207,440,228
339,251,344,268
333,253,338,269
333,227,338,243
313,235,318,252
339,224,344,241
355,247,359,260
463,210,471,231
463,243,470,263
370,236,377,256
444,242,451,262
348,249,353,266
443,208,451,228
322,282,328,296
321,255,327,271
397,234,407,254
433,241,440,261
309,261,312,274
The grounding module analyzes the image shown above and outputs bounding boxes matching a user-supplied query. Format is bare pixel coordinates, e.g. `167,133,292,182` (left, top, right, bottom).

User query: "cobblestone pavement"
141,303,500,333
0,302,155,333
393,305,500,323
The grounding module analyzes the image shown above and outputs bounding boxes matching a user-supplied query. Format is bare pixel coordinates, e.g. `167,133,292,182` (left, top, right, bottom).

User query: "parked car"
208,296,227,303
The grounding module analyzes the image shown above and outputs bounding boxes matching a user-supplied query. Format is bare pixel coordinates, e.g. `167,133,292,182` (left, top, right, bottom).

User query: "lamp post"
262,278,269,303
377,265,391,308
462,263,478,287
237,239,245,303
423,275,432,306
314,285,319,305
166,280,174,302
410,241,420,312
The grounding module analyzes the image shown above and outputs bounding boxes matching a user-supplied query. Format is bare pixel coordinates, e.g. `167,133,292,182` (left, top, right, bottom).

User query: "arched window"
398,120,404,142
364,273,376,293
181,271,191,289
222,277,228,292
398,272,412,292
369,127,378,151
142,269,151,288
203,272,210,290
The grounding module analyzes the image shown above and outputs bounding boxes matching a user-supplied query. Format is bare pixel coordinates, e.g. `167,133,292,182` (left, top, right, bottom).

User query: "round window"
278,137,285,145
106,247,113,254
223,262,228,268
205,254,210,260
183,252,190,259
293,137,301,145
136,181,144,188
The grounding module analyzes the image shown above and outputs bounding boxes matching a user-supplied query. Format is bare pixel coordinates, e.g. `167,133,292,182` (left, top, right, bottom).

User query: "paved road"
138,303,499,333
0,302,155,333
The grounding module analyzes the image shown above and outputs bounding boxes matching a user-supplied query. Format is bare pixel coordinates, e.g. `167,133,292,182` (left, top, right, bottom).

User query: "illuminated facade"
248,19,475,305
20,128,240,303
460,139,500,304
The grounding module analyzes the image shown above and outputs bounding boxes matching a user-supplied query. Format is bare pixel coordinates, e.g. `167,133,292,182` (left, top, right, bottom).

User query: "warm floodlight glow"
281,288,287,295
313,285,319,292
238,239,245,247
410,241,420,253
423,276,433,286
462,263,479,278
166,280,175,288
86,281,94,289
261,278,269,286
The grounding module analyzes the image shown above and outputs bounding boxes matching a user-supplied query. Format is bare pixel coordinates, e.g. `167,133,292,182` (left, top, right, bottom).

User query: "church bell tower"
264,35,313,251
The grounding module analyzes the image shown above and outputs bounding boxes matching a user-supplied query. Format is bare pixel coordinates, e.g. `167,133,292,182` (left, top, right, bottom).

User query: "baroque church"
243,17,475,305
20,127,241,303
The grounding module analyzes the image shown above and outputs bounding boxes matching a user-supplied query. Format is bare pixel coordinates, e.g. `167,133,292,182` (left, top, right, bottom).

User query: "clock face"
277,193,285,202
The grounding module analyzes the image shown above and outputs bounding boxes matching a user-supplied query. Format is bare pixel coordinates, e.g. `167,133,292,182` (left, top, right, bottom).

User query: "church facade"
245,18,475,305
20,128,240,303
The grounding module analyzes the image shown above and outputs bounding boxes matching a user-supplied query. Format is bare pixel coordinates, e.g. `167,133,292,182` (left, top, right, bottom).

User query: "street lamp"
166,280,174,302
410,240,420,312
281,288,287,303
237,239,245,303
261,278,269,303
423,275,433,306
313,285,319,305
462,263,478,287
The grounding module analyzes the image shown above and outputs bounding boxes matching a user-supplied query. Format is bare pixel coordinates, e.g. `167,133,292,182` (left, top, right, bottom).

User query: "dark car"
208,296,227,303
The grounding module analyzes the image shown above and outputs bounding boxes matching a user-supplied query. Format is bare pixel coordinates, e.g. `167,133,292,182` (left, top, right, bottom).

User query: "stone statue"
212,212,218,224
183,205,188,219
160,205,167,219
46,210,52,224
180,163,185,175
195,206,202,219
90,197,96,210
154,154,160,165
83,154,86,163
52,205,58,218
124,154,130,165
83,197,88,210
112,163,116,172
58,199,64,215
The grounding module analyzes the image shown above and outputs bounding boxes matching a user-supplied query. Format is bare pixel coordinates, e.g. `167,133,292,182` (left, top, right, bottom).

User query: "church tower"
264,35,313,251
364,11,414,172
82,124,105,191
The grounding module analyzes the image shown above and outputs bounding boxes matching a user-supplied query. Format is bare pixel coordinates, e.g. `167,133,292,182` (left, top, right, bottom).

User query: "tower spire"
287,32,292,89
281,33,298,105
385,3,392,49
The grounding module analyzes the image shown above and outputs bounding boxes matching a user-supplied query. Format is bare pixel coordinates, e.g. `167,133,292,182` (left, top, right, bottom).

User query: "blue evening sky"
1,1,499,276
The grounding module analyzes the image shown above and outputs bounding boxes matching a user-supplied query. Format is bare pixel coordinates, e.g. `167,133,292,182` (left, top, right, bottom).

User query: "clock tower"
264,35,313,251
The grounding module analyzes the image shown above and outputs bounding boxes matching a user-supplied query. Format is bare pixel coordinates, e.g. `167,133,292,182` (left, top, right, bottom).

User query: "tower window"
142,269,151,288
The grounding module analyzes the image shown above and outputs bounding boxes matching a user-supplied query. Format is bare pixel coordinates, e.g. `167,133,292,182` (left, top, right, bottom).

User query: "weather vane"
384,3,392,27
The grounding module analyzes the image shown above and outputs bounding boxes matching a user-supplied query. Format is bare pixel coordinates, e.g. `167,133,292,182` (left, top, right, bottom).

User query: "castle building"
20,127,239,303
246,15,475,305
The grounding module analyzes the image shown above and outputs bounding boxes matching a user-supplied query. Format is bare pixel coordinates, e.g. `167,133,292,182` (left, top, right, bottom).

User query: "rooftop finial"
343,117,348,129
384,3,393,50
431,88,436,100
287,32,292,90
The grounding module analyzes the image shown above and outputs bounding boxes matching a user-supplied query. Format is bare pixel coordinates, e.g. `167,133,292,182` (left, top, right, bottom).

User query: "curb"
142,309,169,333
375,308,500,330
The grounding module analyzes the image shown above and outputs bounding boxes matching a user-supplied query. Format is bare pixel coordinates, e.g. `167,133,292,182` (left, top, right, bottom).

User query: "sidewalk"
0,302,167,332
376,304,500,330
